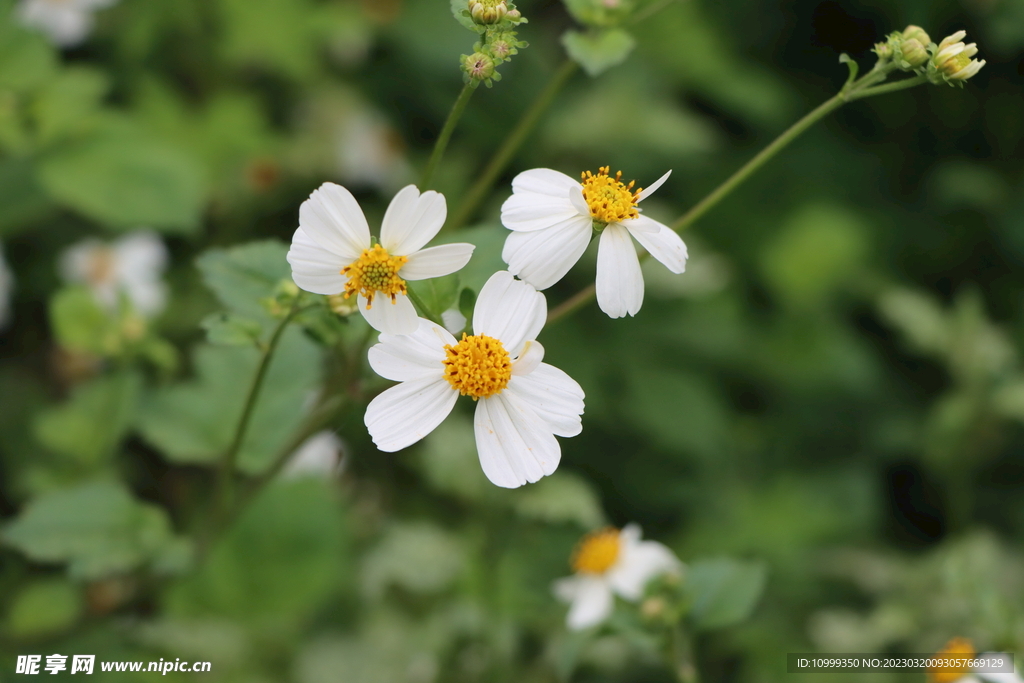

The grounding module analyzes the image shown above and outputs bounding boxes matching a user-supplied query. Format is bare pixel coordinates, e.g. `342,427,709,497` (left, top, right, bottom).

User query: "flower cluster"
457,0,528,87
875,25,986,85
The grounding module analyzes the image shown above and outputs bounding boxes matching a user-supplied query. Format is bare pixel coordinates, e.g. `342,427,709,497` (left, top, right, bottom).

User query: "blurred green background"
1,0,1022,680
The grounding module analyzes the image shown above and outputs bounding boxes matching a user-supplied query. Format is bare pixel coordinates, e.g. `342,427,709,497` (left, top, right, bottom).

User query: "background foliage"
1,0,1022,681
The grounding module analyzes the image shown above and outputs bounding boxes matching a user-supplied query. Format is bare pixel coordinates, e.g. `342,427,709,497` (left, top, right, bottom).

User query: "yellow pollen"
442,333,512,399
571,527,621,574
927,637,975,683
341,244,408,309
580,166,642,225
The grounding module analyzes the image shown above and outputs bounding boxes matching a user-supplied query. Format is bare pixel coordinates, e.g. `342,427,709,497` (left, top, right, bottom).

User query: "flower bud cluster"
874,25,985,86
458,0,528,88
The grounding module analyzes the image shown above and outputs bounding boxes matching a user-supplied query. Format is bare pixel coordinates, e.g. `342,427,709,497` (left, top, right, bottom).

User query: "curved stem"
448,60,579,231
847,74,928,101
421,83,476,190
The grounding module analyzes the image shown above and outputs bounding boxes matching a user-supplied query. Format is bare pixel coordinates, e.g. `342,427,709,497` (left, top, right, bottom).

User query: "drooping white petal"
511,168,581,197
399,243,474,280
365,377,458,452
607,540,682,601
287,227,349,295
380,185,447,255
502,215,592,290
473,271,547,356
282,431,343,479
358,292,419,335
474,390,560,488
511,340,544,376
501,191,581,232
626,216,688,274
637,170,672,202
505,363,584,437
569,185,591,217
595,224,644,318
565,575,614,630
368,318,452,382
299,183,371,260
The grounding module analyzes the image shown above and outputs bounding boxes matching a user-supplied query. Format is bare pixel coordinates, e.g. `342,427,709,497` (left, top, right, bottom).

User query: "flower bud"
327,293,358,316
873,41,894,61
462,51,496,82
899,38,929,68
901,25,931,46
507,8,522,22
468,0,507,25
641,597,667,620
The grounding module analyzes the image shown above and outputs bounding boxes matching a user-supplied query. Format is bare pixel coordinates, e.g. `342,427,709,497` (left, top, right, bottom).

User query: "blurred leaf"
195,240,290,326
418,413,489,501
512,472,605,528
2,479,176,580
0,22,57,93
361,522,466,599
687,558,767,631
5,578,83,638
458,287,477,327
32,67,109,144
562,28,636,77
137,327,321,474
878,288,949,357
49,286,115,355
37,120,206,233
623,368,730,458
166,479,349,624
200,312,263,347
453,225,506,296
449,0,476,31
33,371,141,468
0,159,54,237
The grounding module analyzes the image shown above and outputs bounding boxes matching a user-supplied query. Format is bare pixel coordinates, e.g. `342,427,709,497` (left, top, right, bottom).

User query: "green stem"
546,69,925,325
421,83,476,190
448,60,579,231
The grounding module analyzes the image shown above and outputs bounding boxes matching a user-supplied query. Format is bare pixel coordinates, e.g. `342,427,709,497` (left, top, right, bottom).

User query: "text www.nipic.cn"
16,655,212,675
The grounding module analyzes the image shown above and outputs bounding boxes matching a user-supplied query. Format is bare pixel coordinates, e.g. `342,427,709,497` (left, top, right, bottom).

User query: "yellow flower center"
341,244,408,309
928,637,975,683
580,166,642,225
571,527,621,574
442,333,512,399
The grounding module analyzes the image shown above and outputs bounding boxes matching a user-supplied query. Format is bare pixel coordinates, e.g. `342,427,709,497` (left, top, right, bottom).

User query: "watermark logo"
15,655,209,675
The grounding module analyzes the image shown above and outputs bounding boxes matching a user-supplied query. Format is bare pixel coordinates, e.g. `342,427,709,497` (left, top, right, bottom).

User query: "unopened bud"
507,8,522,21
468,0,507,25
900,38,929,68
327,293,358,316
901,25,931,46
931,31,986,83
641,597,667,620
873,41,893,61
462,51,496,82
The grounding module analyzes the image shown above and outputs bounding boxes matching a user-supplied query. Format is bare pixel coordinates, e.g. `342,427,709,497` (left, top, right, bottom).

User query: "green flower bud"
468,0,507,25
462,51,497,86
873,40,894,61
901,25,931,46
899,38,929,68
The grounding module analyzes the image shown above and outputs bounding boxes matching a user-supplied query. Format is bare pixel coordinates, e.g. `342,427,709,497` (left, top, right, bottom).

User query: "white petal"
511,168,581,197
502,216,592,291
358,292,419,335
125,280,167,318
595,224,644,318
565,576,614,630
553,575,582,603
364,377,458,452
299,183,370,260
506,363,585,437
511,340,544,376
441,308,467,335
380,185,447,255
637,170,672,202
473,271,546,356
287,227,348,295
569,185,591,217
114,232,168,279
474,391,560,488
627,216,688,274
501,192,581,232
607,540,682,601
20,3,92,47
368,318,452,382
400,243,474,280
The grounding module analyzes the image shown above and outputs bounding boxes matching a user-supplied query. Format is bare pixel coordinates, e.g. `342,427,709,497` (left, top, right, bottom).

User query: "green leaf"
195,240,291,325
458,287,477,327
0,23,57,93
686,558,767,631
32,67,109,144
839,53,859,89
360,522,466,599
33,372,141,468
5,579,83,638
36,120,207,233
136,327,321,474
0,159,55,237
450,0,477,30
418,413,489,501
512,473,605,528
408,274,460,320
561,28,636,77
166,479,349,623
200,312,263,347
49,286,115,355
1,479,176,580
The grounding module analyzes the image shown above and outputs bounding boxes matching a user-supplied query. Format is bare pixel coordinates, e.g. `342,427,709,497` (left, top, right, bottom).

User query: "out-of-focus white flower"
59,232,168,318
500,166,687,319
287,183,475,335
440,307,466,335
17,0,118,48
0,243,13,330
364,271,585,488
282,431,344,479
336,109,411,193
553,524,682,630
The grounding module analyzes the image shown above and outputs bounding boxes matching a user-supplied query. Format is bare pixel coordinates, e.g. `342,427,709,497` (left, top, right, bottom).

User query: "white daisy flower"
0,243,13,330
929,638,1021,683
364,270,585,488
287,183,475,335
553,524,682,631
500,166,688,318
17,0,118,48
59,231,168,318
282,430,344,479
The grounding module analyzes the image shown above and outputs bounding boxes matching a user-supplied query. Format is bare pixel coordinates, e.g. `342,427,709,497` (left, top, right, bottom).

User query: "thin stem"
448,60,579,232
847,74,928,101
421,83,476,190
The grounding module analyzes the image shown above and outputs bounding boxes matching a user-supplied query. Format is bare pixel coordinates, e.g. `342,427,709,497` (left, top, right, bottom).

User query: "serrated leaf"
1,480,176,580
687,558,767,631
561,28,636,77
33,372,141,468
201,312,263,346
195,240,290,325
136,327,321,474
